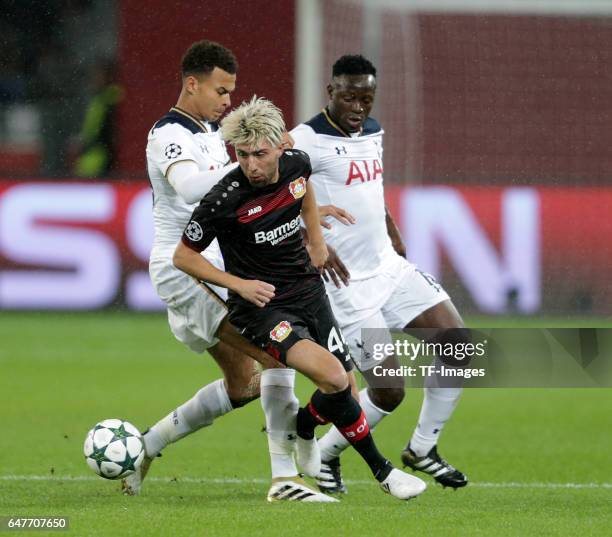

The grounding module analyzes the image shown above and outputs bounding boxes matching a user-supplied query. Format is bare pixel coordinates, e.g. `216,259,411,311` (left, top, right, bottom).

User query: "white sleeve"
290,124,320,170
168,161,239,204
148,125,202,177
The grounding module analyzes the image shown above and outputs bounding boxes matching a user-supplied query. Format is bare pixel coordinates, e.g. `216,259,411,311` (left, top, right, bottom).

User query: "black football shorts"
230,289,353,370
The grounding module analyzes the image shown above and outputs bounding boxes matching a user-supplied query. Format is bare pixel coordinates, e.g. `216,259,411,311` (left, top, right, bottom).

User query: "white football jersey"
146,107,230,262
291,109,401,280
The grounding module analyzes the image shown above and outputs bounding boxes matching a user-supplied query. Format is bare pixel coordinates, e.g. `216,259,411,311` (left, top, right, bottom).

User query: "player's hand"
236,279,275,307
322,244,350,288
318,205,355,229
307,241,329,271
281,131,294,149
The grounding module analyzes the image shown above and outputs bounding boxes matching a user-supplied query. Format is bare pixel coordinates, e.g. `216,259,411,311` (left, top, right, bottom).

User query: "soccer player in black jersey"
173,96,426,501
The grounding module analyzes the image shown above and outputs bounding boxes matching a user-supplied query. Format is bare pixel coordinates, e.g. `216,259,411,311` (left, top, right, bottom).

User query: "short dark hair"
332,54,376,78
181,40,238,78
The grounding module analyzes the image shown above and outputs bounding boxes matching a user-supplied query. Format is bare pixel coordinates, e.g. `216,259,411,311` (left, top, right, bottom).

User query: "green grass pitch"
1,312,610,536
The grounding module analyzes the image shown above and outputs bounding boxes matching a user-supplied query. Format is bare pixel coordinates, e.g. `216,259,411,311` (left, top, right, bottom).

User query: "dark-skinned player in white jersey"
290,55,469,493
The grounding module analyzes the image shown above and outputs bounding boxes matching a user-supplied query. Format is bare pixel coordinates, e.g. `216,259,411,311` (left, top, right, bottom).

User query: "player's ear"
184,75,198,95
326,84,334,99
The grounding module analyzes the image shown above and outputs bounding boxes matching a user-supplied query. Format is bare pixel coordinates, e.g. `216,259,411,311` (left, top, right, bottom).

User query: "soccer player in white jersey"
123,40,333,502
290,55,469,492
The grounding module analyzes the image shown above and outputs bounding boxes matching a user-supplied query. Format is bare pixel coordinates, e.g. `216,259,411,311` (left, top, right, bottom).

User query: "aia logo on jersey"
270,321,292,342
289,177,306,199
345,159,383,186
248,206,262,216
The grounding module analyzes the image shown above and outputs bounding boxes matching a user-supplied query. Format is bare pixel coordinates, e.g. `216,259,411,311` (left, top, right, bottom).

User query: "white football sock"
260,368,299,479
319,388,390,462
409,386,463,457
143,378,233,457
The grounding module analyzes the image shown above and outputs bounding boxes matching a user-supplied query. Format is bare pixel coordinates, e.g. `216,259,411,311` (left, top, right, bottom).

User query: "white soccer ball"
83,419,145,480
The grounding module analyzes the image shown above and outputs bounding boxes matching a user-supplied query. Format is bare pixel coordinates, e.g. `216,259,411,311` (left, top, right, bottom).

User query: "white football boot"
267,477,339,503
379,468,427,500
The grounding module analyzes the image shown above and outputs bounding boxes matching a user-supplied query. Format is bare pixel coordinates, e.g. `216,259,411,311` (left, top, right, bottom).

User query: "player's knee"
370,386,405,412
322,377,348,394
319,365,349,394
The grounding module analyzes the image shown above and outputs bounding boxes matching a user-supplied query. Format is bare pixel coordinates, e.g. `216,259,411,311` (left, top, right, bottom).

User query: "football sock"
408,386,463,457
143,379,233,457
297,386,392,481
319,388,390,462
260,368,300,479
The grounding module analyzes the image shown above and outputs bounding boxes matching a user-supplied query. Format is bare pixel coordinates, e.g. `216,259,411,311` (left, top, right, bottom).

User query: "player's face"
188,67,236,122
235,140,283,188
327,74,376,133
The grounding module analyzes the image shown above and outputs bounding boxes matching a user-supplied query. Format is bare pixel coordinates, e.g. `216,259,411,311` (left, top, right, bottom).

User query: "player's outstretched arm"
173,242,275,307
301,184,328,270
385,206,407,258
167,161,239,204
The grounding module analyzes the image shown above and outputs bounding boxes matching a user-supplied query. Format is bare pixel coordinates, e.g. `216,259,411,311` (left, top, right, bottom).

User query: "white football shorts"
149,245,228,353
326,256,449,371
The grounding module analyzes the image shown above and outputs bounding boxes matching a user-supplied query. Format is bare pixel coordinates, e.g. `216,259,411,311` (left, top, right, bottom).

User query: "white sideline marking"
0,475,611,489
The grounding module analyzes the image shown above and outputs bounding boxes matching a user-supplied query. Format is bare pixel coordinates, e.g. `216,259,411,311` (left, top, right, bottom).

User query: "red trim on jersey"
338,410,370,443
237,182,302,223
264,343,283,363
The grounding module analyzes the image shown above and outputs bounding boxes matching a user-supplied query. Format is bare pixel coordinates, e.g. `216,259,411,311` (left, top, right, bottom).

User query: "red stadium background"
116,0,296,176
1,180,610,315
1,2,611,315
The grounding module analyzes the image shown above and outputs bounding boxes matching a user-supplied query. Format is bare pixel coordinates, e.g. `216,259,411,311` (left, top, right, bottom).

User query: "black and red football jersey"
181,149,323,309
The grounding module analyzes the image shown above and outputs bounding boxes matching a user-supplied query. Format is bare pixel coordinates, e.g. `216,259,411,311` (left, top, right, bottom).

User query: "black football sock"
307,386,392,481
296,397,329,440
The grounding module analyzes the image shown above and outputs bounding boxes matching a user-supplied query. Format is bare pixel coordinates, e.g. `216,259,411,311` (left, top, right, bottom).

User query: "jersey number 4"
328,326,350,362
